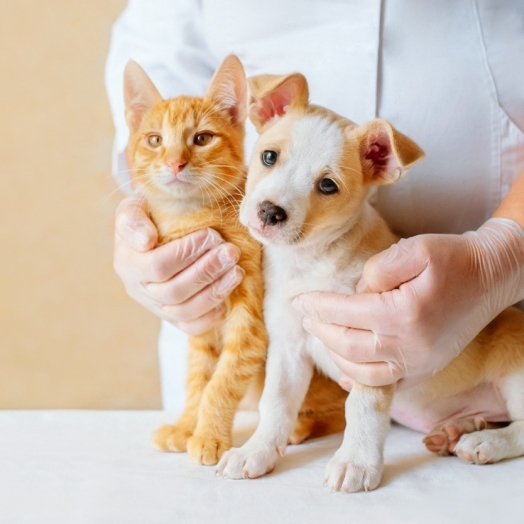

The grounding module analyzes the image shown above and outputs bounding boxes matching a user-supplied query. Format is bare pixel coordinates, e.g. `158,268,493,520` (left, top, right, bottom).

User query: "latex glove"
293,218,524,390
114,194,245,336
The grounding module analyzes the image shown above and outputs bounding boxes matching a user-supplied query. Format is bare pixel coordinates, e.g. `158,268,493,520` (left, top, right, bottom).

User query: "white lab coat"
105,0,524,412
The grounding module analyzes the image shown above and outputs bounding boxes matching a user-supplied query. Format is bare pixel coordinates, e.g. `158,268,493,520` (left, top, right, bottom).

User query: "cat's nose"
258,200,288,226
167,160,187,175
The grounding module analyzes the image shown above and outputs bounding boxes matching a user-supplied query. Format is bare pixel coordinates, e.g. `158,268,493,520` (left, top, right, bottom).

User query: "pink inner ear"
254,86,294,127
365,135,392,178
228,104,240,123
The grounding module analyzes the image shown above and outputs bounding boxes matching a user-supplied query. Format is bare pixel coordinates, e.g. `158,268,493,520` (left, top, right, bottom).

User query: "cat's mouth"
155,169,196,188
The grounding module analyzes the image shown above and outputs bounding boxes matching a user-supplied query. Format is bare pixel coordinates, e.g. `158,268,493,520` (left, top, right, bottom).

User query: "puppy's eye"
194,133,213,146
147,134,162,148
261,150,278,166
318,178,339,195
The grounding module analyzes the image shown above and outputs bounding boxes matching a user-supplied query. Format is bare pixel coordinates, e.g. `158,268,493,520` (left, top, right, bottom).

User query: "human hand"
293,218,524,390
114,194,245,336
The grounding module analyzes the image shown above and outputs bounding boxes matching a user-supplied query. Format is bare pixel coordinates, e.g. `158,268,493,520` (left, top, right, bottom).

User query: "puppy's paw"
454,430,508,465
152,424,192,452
216,442,280,479
187,435,232,465
324,453,382,493
423,418,486,456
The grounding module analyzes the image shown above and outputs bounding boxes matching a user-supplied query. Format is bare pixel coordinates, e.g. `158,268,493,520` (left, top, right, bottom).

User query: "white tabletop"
1,410,523,524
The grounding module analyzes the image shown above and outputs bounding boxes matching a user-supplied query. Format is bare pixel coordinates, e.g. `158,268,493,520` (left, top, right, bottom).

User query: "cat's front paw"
216,442,280,479
324,452,383,493
187,434,232,465
152,424,192,452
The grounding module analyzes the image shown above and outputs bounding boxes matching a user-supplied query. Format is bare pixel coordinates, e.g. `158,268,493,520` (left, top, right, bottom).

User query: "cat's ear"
204,55,247,125
123,60,162,132
352,119,425,185
247,73,309,133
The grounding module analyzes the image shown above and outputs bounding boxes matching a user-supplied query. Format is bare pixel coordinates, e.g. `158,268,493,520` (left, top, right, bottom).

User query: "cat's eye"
147,134,162,148
194,133,213,146
318,177,339,195
261,150,278,166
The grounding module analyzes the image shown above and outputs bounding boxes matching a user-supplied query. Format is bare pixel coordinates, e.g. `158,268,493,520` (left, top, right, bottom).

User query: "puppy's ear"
123,60,162,132
205,54,247,125
248,73,309,133
355,119,425,184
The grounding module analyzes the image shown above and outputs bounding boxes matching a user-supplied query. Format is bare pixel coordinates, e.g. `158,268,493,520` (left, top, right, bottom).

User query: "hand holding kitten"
114,193,245,336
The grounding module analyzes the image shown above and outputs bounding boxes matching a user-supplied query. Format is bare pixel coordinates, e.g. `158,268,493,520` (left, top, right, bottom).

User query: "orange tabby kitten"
123,55,347,465
124,55,267,465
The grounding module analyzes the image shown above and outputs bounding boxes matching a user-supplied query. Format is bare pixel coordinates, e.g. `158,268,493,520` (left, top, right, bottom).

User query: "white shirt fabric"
105,0,524,412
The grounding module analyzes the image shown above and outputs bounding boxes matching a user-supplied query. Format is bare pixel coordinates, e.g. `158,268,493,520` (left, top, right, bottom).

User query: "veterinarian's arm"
293,170,524,390
114,194,244,336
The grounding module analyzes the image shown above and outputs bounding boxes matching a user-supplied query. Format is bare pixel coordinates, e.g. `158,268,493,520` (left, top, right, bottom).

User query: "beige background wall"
0,1,162,408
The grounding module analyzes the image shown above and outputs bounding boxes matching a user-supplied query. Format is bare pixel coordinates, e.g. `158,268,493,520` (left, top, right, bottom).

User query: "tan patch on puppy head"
298,114,368,243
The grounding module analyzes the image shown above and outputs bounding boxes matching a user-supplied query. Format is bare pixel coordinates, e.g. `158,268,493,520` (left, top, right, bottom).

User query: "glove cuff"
476,218,524,307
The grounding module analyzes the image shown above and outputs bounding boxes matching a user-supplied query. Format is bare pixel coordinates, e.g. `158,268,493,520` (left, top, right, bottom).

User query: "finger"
160,266,245,324
144,242,241,302
302,317,381,362
328,350,403,387
175,305,227,337
119,228,225,284
293,292,383,331
357,237,429,294
338,374,354,392
115,194,158,251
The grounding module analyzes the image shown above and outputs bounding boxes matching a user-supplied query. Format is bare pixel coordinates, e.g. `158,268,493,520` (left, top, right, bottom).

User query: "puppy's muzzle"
258,201,288,226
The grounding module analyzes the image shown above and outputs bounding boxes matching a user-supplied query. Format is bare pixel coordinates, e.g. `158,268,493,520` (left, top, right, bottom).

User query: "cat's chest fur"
149,199,241,245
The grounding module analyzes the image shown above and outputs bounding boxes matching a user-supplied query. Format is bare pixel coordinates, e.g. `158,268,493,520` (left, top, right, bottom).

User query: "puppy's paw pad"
423,418,485,456
423,429,451,455
216,444,278,479
324,458,381,493
152,424,192,452
187,435,231,465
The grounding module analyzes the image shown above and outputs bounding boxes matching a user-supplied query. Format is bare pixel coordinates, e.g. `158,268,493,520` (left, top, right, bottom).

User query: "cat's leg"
324,383,395,493
216,339,315,479
290,370,347,445
186,308,267,465
152,335,217,452
454,369,524,464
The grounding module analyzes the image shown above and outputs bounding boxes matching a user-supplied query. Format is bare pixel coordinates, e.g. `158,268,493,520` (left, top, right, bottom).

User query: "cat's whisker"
204,172,246,197
202,180,228,227
102,172,153,202
202,178,240,222
199,171,245,200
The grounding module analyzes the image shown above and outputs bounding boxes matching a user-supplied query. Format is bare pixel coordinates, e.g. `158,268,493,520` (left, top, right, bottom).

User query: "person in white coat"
106,0,524,413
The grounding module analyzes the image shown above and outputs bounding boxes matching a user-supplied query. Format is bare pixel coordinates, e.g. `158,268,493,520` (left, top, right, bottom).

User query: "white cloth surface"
1,410,524,524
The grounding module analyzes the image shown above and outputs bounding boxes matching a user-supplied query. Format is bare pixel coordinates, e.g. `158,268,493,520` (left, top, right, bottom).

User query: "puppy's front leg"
217,342,314,479
325,383,395,493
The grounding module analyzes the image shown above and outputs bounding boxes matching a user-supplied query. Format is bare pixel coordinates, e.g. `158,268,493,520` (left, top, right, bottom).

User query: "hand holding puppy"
294,218,524,390
114,193,244,336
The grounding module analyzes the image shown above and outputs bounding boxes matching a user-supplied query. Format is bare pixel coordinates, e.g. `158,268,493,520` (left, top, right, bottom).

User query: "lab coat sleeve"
104,0,217,189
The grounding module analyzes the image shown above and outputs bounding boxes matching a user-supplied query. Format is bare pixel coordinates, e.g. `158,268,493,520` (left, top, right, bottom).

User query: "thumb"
115,194,158,252
357,237,429,294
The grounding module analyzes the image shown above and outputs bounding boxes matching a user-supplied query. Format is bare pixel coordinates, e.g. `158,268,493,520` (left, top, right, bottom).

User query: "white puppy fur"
216,72,524,492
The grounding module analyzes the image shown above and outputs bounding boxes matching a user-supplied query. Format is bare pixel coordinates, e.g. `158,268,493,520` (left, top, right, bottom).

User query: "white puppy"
216,72,524,492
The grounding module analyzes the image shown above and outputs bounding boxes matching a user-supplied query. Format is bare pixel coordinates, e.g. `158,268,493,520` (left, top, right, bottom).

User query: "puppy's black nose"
258,200,288,226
